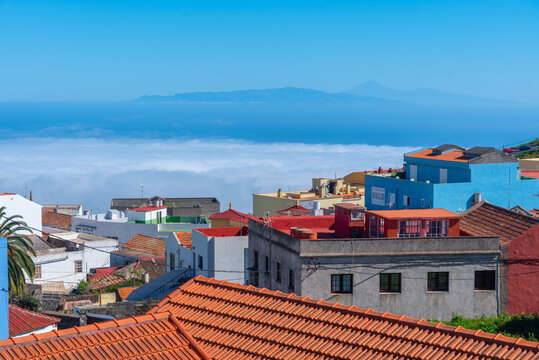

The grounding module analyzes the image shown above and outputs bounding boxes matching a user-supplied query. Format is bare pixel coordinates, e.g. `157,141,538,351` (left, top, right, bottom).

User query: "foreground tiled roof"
122,234,165,257
41,211,72,230
149,276,539,360
8,305,60,337
461,201,539,244
175,232,193,249
0,312,211,360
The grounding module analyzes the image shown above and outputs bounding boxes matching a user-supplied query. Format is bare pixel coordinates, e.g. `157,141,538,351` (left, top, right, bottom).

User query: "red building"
365,209,461,238
334,203,365,238
461,201,539,315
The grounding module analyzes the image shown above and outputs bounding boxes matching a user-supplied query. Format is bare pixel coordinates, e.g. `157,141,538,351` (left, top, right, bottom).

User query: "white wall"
0,194,42,234
72,215,207,245
165,233,193,271
214,236,248,284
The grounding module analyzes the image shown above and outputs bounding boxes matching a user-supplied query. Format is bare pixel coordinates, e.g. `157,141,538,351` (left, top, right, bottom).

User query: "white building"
27,231,118,294
166,232,193,271
191,227,249,284
72,208,210,246
0,193,42,234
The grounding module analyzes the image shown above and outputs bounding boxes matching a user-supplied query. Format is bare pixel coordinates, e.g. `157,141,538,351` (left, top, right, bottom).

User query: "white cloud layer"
0,138,415,213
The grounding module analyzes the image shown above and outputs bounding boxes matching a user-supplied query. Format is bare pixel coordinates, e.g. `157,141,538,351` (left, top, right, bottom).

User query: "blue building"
365,145,539,212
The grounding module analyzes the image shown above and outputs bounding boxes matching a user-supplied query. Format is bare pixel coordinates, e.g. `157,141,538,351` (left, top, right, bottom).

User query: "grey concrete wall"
248,218,501,321
248,220,301,293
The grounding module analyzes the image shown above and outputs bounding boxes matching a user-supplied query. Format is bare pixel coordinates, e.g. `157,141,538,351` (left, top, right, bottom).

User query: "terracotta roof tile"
88,273,125,291
461,201,539,244
127,205,167,212
117,286,140,301
122,234,165,257
175,232,193,249
367,208,461,220
8,305,60,337
41,211,72,230
148,276,539,360
0,312,211,360
208,208,256,222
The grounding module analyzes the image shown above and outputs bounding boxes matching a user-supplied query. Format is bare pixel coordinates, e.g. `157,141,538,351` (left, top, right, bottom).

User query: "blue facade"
366,157,539,212
0,237,8,340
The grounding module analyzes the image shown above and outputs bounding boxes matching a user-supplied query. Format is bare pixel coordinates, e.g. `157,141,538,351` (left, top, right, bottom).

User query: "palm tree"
0,206,35,296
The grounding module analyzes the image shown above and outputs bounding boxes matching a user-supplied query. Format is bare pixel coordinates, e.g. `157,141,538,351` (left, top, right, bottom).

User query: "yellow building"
253,175,366,217
519,158,539,170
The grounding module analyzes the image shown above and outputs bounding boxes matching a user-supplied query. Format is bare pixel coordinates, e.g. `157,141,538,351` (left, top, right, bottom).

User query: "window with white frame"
410,165,417,180
371,187,385,206
425,220,448,237
398,220,422,237
350,210,363,221
440,168,448,184
403,195,411,207
388,193,395,208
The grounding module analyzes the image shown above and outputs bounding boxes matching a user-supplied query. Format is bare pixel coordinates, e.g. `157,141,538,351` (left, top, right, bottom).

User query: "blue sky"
1,0,538,102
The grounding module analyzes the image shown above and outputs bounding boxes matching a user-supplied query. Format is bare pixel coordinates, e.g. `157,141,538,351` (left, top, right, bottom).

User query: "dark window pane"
428,272,449,291
475,270,495,290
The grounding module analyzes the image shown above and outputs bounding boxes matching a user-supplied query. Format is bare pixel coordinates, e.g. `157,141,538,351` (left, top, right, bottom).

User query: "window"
398,220,422,237
425,220,448,237
253,250,259,270
410,165,417,180
169,252,176,271
198,255,203,270
265,256,270,274
34,265,42,279
380,273,401,293
428,272,449,291
369,216,385,238
157,212,162,224
289,269,294,290
388,193,396,208
350,210,363,221
371,187,385,206
475,270,495,290
331,274,353,294
75,260,83,273
440,168,448,184
403,195,411,207
421,199,425,208
276,262,282,283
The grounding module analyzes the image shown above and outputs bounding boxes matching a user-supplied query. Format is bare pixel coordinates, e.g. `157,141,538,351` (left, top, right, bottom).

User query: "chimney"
277,189,283,198
229,202,232,210
29,191,33,201
0,237,8,340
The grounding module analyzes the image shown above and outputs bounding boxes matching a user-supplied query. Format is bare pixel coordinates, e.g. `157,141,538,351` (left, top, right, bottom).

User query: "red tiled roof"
461,201,539,244
123,234,165,257
148,276,539,360
175,232,193,249
277,204,310,214
8,305,60,337
0,193,16,196
208,208,255,222
117,286,140,301
367,208,461,220
406,148,470,163
127,205,167,212
335,202,366,210
0,312,211,360
87,273,125,291
194,226,248,237
41,211,72,230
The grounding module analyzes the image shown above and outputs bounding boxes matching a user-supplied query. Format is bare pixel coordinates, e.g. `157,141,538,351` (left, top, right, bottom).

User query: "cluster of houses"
0,144,538,359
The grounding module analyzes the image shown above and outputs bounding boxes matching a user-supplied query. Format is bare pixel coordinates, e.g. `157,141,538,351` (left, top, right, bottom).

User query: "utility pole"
140,184,144,205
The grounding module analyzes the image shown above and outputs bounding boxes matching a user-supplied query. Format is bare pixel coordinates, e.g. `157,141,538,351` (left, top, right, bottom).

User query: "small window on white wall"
371,187,386,206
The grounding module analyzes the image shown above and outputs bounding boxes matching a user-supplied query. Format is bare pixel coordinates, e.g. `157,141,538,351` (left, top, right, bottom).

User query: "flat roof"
367,208,461,220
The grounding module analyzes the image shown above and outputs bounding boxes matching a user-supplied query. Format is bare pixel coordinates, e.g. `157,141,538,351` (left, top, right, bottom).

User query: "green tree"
0,206,36,296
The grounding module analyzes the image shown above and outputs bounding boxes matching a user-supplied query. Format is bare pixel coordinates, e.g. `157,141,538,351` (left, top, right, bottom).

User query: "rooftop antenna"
140,184,144,205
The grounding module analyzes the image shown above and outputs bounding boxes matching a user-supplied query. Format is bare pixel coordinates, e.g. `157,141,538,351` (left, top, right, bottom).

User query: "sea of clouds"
0,138,415,213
